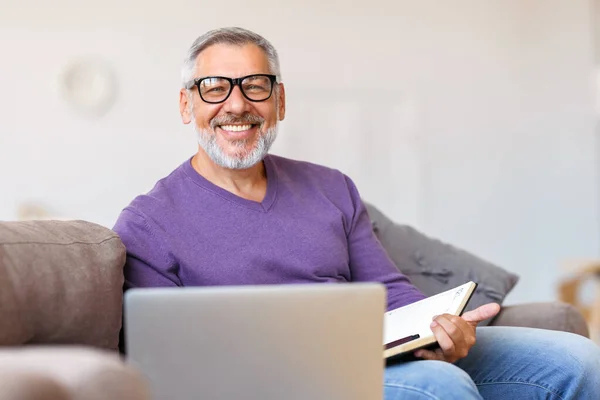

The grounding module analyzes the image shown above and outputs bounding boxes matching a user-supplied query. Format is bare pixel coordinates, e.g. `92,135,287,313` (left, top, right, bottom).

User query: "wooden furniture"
558,261,600,343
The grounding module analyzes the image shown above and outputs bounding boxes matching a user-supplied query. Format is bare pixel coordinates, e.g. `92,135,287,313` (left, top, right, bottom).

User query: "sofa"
0,203,590,399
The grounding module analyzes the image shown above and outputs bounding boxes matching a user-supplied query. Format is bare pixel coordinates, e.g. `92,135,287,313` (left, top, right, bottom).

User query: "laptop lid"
124,283,386,400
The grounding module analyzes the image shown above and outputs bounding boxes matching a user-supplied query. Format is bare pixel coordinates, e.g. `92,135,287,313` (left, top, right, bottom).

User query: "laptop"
124,283,386,400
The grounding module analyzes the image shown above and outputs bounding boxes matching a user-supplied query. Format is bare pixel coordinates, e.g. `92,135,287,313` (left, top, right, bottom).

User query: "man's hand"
414,303,501,363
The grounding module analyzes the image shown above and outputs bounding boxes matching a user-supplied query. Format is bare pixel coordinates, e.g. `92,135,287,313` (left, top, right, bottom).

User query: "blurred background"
1,0,600,307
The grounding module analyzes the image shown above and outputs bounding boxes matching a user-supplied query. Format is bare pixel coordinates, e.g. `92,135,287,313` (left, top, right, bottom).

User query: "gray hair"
181,27,281,89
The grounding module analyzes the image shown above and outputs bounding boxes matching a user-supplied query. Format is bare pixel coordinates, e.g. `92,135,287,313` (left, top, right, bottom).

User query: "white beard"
194,122,278,170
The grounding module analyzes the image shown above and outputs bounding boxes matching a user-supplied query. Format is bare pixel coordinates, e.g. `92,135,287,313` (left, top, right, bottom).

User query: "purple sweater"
113,154,425,311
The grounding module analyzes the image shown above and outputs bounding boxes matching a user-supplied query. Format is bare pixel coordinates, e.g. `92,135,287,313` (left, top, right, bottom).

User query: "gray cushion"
0,220,126,349
365,203,519,325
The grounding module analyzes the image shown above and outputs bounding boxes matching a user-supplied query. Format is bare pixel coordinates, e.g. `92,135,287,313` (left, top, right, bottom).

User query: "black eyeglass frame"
189,74,278,104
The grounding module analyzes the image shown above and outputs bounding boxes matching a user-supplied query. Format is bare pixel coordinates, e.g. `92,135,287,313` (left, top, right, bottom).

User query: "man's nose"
222,85,251,115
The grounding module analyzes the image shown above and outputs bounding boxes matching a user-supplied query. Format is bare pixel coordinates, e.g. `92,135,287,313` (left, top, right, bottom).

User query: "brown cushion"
489,302,590,337
0,220,125,350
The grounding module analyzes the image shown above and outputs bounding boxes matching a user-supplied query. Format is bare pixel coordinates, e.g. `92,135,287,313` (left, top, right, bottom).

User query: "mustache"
210,113,265,130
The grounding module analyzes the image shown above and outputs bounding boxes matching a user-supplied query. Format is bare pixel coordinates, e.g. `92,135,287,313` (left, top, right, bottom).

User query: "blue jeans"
384,327,600,399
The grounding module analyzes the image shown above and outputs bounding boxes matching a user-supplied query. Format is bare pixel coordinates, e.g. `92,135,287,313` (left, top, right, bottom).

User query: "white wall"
1,0,598,304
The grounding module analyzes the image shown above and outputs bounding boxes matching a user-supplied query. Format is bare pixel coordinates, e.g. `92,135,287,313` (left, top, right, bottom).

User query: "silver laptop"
124,283,386,400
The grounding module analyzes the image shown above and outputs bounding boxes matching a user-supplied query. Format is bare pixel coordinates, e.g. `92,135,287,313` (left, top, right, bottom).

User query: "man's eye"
205,86,226,93
245,85,266,91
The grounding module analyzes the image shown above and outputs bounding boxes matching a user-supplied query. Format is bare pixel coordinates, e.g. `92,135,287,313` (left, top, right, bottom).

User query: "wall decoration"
59,58,117,118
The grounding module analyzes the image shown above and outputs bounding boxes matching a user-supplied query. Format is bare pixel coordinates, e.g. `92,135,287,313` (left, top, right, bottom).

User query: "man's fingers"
434,315,468,351
414,306,496,363
449,314,476,347
414,348,444,361
430,317,456,355
461,303,501,326
455,315,476,346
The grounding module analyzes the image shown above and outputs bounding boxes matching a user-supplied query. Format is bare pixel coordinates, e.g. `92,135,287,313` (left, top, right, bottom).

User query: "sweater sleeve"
344,176,426,310
113,208,181,290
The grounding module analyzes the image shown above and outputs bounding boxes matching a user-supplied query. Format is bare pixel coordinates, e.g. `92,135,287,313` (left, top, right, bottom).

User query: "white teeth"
220,124,252,132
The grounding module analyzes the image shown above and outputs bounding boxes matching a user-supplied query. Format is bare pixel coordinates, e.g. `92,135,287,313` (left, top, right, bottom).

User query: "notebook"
383,281,478,360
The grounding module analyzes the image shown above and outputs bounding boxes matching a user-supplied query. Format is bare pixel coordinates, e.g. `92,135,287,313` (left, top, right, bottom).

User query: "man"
114,27,600,399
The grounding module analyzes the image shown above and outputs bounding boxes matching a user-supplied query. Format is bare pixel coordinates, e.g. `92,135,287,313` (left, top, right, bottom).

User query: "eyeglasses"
188,74,277,104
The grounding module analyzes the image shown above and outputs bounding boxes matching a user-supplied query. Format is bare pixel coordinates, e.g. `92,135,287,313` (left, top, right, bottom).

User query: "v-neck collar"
182,155,278,213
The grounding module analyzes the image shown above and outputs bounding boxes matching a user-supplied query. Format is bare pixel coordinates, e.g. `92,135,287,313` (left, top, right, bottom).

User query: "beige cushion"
0,347,149,400
0,370,72,400
0,221,125,350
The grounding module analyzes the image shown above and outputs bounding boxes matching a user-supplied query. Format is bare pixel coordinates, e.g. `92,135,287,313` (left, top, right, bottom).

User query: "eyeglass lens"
199,75,273,102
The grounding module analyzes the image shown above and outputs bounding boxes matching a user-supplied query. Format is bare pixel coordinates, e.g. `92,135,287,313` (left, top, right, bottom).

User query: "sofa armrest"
0,370,72,400
489,301,590,337
0,347,150,400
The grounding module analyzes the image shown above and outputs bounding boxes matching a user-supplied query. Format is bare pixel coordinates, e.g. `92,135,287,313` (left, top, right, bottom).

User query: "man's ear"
277,83,286,121
180,89,193,124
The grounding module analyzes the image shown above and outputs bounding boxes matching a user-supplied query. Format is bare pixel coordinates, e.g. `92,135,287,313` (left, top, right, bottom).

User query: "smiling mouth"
218,124,256,132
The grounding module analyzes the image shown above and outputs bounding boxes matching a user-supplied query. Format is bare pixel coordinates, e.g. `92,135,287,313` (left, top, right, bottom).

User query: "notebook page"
383,283,471,344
